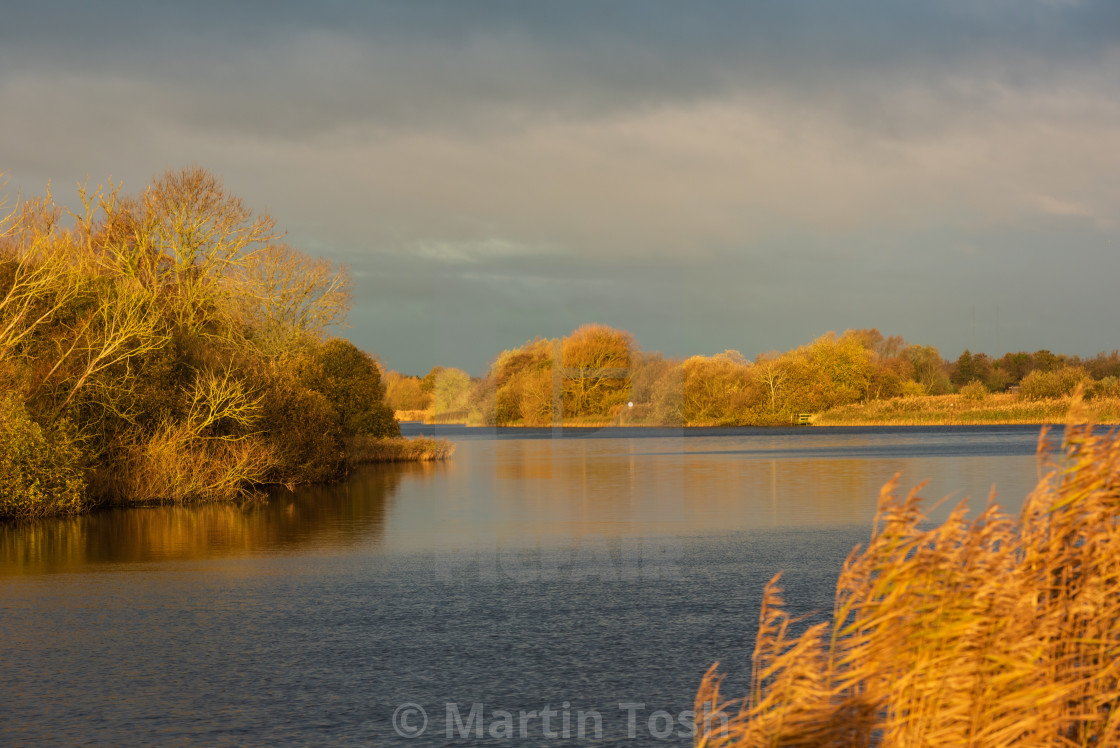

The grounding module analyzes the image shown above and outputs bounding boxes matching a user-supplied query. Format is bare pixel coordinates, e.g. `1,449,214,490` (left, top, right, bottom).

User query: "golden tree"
561,323,633,418
0,192,85,366
233,243,351,354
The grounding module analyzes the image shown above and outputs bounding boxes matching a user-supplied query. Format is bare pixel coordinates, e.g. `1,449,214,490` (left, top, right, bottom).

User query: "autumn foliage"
443,327,946,426
391,326,1120,427
0,168,402,518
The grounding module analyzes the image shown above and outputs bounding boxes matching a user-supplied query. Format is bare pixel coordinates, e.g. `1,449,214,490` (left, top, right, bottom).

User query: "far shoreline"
397,393,1120,430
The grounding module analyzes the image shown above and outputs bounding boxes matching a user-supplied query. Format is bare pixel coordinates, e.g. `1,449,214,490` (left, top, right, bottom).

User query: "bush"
109,422,274,504
958,379,988,401
0,396,89,518
1090,376,1120,400
300,339,399,438
257,368,345,485
900,380,927,397
1019,366,1091,400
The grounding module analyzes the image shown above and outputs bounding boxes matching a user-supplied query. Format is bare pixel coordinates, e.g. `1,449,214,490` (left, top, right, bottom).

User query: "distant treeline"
386,325,1120,426
0,168,404,519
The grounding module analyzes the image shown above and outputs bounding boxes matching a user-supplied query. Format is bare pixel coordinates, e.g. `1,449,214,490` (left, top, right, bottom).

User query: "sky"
2,0,1118,375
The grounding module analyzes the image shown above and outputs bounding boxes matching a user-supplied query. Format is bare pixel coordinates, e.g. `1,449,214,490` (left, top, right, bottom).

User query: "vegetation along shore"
5,166,1115,519
385,326,1120,428
0,169,451,520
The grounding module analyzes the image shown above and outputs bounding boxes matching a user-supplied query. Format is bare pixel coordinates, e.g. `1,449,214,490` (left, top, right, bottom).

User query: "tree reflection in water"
0,462,442,574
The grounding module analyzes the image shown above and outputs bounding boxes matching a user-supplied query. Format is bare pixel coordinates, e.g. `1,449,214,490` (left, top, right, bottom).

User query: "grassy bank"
394,406,791,428
346,435,455,463
695,419,1120,745
403,393,1120,429
814,392,1120,426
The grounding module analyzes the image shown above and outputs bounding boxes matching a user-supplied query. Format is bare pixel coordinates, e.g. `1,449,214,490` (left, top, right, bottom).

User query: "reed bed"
393,409,474,425
393,409,431,422
424,409,472,425
695,416,1120,746
814,393,1120,426
345,435,455,463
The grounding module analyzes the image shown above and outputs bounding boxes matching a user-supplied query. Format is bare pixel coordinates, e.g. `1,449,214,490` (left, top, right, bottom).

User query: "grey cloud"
339,214,1120,375
3,1,1117,141
3,1,1119,374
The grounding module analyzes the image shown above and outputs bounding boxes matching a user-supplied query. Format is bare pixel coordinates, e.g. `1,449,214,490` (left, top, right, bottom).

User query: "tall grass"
813,392,1120,426
345,435,454,464
696,415,1120,746
394,409,431,422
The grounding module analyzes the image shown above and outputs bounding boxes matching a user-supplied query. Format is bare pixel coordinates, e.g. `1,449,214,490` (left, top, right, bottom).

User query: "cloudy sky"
2,1,1118,374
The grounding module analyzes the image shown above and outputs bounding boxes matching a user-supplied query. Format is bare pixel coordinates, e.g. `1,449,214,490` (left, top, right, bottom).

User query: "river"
0,424,1053,745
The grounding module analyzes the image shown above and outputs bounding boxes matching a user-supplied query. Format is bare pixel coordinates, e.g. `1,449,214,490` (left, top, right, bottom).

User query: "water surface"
0,425,1052,745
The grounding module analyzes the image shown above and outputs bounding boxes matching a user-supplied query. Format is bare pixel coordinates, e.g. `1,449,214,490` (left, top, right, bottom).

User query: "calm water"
0,425,1053,745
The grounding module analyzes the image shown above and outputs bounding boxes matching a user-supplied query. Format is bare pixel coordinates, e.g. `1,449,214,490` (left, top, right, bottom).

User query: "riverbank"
395,409,790,428
346,435,455,463
399,394,1120,429
813,392,1120,426
0,433,455,522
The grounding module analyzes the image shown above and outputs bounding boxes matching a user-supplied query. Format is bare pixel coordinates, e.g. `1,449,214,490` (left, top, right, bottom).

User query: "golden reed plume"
696,413,1120,746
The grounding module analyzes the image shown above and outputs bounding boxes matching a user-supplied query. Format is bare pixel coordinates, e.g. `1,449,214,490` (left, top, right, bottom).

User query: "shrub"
1090,376,1120,400
1019,365,1091,400
300,338,399,437
109,421,274,504
256,368,345,485
0,395,89,518
899,380,927,397
958,379,988,401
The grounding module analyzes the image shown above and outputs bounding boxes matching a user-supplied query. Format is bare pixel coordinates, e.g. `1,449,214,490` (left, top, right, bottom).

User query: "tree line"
0,168,400,518
386,326,1120,426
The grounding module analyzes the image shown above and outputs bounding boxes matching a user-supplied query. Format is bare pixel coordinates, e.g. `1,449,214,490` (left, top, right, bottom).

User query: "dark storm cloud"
4,0,1117,139
2,1,1118,373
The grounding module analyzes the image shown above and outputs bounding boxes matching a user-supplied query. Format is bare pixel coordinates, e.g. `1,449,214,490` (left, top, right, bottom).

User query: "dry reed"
696,414,1120,746
345,435,455,464
393,409,431,422
815,393,1120,426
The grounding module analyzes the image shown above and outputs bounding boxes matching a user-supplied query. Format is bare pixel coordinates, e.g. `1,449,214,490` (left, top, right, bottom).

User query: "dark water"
0,425,1053,745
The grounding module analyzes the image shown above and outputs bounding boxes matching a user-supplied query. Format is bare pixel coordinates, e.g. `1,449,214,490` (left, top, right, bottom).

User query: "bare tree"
45,282,169,414
0,192,85,362
755,353,787,413
234,243,352,354
139,167,277,335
